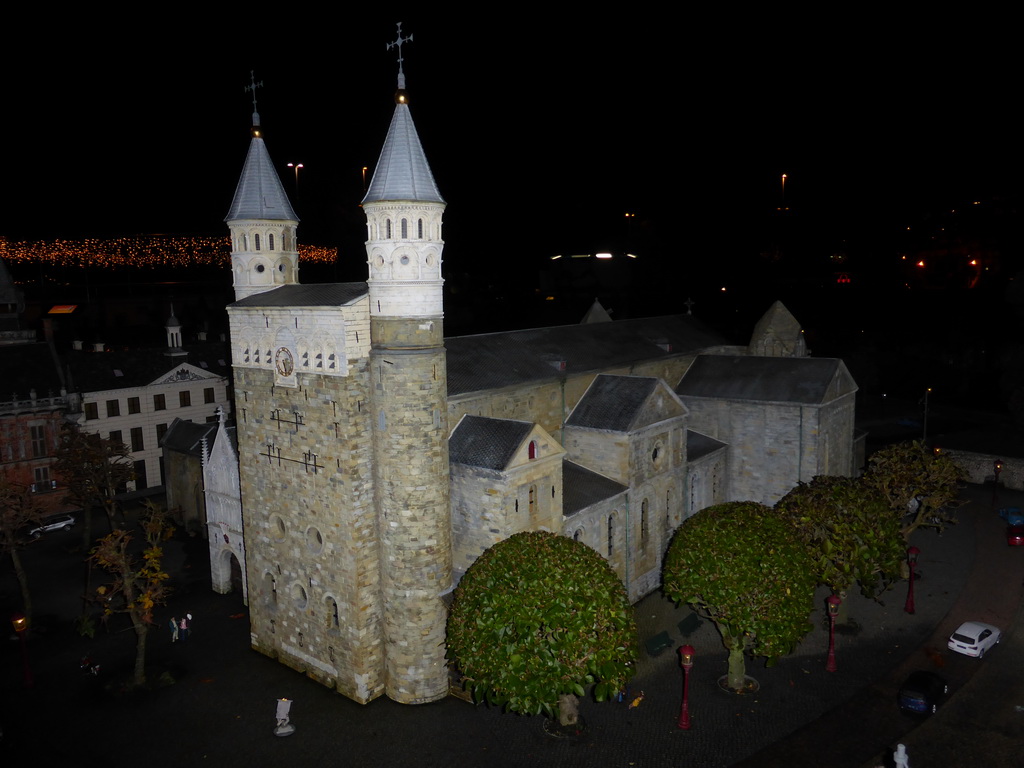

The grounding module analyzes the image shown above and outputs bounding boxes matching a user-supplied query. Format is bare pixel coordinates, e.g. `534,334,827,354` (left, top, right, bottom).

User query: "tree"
774,476,905,599
0,473,43,622
662,501,816,692
862,440,965,539
447,531,639,727
89,501,174,688
54,423,134,546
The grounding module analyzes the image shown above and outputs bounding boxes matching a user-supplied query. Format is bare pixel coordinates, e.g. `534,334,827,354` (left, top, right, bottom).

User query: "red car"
1008,524,1024,546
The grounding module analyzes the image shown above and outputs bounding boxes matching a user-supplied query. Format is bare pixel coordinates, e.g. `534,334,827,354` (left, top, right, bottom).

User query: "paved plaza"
2,483,1023,767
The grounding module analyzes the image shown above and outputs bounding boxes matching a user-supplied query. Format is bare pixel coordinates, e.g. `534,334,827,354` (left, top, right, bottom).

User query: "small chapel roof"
676,355,851,405
225,127,298,223
448,415,534,471
565,374,660,432
562,460,628,517
161,417,218,454
362,99,444,205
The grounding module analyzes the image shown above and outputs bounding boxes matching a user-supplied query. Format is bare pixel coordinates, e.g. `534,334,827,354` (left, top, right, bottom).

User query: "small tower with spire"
364,24,452,705
226,73,300,301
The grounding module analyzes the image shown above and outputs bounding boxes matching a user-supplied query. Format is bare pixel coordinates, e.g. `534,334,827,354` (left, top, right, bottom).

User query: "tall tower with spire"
226,73,300,301
363,24,452,704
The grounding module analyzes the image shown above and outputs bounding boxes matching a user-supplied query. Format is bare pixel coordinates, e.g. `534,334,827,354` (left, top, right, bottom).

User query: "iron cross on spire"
245,70,264,127
387,22,413,90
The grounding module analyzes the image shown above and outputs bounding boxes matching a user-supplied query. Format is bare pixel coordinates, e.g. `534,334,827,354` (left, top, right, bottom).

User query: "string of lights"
0,235,337,269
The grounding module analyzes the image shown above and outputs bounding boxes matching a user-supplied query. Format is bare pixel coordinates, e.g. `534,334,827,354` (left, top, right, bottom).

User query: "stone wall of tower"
233,340,385,704
370,317,451,704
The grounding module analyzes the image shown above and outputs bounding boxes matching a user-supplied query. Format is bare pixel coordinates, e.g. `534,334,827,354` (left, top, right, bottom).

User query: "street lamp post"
905,546,920,614
993,459,1004,507
286,162,303,191
11,612,33,688
826,594,842,672
678,644,695,730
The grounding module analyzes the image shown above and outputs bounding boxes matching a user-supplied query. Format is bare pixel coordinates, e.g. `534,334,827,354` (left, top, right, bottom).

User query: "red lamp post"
11,612,33,688
678,644,695,730
905,546,920,614
826,594,841,672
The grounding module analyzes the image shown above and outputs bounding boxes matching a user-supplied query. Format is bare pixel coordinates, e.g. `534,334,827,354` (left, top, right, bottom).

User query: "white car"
28,513,76,538
948,621,1002,658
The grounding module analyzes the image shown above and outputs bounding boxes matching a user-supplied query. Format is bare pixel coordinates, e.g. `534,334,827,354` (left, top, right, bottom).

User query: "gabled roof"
65,342,230,392
225,136,298,222
687,429,727,461
446,314,728,398
362,102,444,204
566,375,659,431
676,355,854,405
229,283,368,309
161,417,218,456
449,415,534,471
563,460,628,517
566,374,686,432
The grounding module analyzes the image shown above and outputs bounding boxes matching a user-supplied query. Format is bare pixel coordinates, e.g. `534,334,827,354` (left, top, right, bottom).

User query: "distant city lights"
0,235,337,270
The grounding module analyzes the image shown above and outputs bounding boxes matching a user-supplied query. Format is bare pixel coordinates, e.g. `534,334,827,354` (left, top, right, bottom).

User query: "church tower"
363,25,452,704
225,77,299,301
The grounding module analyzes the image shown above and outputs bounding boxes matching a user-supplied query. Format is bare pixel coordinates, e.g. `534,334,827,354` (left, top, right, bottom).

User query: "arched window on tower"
254,234,261,251
418,219,424,239
528,440,538,460
268,233,275,251
401,218,408,239
386,219,392,239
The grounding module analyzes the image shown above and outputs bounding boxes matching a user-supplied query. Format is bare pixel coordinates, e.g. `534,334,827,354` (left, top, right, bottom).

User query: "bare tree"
0,473,44,622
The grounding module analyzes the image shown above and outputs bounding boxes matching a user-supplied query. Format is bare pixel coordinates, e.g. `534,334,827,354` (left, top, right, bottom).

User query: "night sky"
3,13,1018,306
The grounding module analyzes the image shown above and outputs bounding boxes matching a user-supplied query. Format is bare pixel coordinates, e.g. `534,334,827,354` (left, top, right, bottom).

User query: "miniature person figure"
893,744,909,768
274,698,295,737
179,615,189,641
169,617,179,642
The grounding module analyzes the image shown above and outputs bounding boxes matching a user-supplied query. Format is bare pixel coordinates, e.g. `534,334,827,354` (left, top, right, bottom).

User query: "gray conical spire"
362,99,444,204
225,123,298,222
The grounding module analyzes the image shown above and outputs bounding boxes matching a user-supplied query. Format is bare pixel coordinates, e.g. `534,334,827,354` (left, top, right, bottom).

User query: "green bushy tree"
663,502,816,691
447,531,638,726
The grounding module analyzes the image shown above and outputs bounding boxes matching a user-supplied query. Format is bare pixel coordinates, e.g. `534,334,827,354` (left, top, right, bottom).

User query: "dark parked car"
898,670,947,715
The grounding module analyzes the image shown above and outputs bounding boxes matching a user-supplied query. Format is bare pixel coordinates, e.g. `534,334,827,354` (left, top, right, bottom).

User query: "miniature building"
213,50,858,708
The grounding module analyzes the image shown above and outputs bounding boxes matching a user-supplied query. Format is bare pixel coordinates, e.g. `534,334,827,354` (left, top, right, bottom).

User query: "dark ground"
2,481,1023,767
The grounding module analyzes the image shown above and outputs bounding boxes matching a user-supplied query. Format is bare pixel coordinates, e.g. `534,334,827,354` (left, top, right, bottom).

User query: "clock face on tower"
275,347,294,377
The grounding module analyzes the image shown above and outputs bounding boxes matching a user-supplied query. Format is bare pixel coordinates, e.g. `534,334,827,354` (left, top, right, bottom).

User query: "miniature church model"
211,29,859,707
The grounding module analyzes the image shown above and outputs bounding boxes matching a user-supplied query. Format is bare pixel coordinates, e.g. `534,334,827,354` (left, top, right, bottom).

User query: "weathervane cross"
387,22,413,89
244,70,264,124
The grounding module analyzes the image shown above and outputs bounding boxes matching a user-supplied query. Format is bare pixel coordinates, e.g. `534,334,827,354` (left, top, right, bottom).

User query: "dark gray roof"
362,103,444,204
229,283,368,308
565,375,659,431
161,418,218,455
64,342,230,392
687,429,727,461
563,460,628,517
446,314,727,398
0,343,64,400
225,136,298,222
449,415,533,471
676,355,846,405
